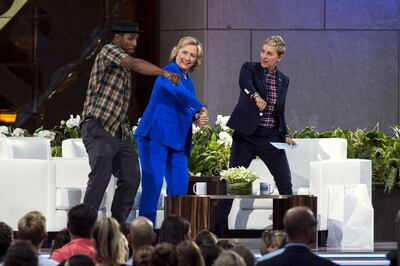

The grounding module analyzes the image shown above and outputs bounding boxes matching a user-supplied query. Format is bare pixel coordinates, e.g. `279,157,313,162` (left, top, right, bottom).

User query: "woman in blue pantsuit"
134,36,208,225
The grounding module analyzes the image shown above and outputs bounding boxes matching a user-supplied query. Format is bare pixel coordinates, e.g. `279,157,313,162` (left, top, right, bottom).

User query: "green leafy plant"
188,115,232,176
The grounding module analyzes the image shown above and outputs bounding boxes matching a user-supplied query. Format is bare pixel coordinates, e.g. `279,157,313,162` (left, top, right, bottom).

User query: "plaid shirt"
259,69,278,128
81,43,132,139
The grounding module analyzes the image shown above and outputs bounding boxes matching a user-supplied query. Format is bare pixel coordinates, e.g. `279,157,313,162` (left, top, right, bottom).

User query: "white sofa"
0,137,112,231
228,138,372,233
0,137,55,230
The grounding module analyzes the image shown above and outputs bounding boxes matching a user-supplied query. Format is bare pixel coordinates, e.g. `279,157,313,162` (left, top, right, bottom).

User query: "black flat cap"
112,20,142,33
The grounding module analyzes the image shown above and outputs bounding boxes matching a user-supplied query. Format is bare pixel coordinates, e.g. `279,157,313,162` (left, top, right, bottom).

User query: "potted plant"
188,115,232,177
220,166,260,195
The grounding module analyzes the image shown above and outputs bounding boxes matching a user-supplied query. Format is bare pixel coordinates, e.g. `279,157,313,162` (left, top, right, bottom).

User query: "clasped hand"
195,107,209,126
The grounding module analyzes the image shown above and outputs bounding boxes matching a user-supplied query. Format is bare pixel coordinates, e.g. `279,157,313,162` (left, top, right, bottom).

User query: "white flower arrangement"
215,115,230,131
217,131,232,147
0,126,9,137
34,129,56,140
65,115,81,128
11,128,26,137
220,166,259,184
192,124,200,134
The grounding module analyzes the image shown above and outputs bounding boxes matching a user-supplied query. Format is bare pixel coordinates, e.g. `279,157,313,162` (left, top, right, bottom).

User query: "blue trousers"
137,139,189,225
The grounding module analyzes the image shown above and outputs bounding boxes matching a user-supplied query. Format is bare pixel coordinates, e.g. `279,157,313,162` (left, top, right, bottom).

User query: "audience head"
231,246,255,266
68,204,97,238
194,230,218,247
51,228,71,254
200,244,221,266
283,206,316,246
158,215,188,245
212,250,246,266
176,240,205,266
128,216,155,252
92,217,127,265
62,254,95,266
4,239,37,266
216,239,234,250
133,245,154,266
0,222,13,261
260,230,287,255
17,211,46,250
151,243,178,266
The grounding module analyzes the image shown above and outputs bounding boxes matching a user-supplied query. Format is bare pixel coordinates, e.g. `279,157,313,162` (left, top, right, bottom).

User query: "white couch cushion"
56,188,82,210
0,137,51,159
62,138,88,158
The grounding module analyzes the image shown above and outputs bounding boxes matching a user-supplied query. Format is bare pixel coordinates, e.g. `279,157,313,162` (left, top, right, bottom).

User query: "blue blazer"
134,62,203,157
227,62,290,140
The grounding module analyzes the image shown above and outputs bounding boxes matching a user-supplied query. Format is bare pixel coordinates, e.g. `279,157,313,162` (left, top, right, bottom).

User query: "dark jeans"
214,127,293,236
80,119,140,225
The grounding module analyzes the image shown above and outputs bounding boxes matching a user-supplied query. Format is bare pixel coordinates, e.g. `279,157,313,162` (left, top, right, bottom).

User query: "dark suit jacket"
256,245,338,266
227,62,290,139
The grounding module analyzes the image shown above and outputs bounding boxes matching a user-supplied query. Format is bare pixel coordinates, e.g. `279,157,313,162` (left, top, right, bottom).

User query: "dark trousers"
214,127,293,236
80,119,141,225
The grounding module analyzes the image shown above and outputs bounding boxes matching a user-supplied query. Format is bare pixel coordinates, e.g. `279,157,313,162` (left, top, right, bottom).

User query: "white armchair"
228,138,372,233
51,139,114,231
0,137,55,230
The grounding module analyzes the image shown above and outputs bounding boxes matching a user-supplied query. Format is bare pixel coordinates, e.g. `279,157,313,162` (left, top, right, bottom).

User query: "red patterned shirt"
259,69,278,128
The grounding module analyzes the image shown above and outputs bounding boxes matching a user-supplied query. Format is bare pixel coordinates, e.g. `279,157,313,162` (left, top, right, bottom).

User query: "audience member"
0,222,13,263
158,215,188,245
260,230,287,255
59,255,95,266
176,240,205,266
51,204,97,263
194,230,218,247
212,250,246,266
17,211,58,265
133,246,154,266
183,220,191,240
216,239,234,250
92,217,128,266
231,246,255,266
256,206,337,266
50,229,70,255
258,230,287,262
3,240,38,266
150,243,178,266
387,249,397,266
126,216,155,265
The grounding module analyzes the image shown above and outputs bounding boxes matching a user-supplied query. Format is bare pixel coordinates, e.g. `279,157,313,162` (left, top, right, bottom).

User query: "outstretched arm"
120,56,180,84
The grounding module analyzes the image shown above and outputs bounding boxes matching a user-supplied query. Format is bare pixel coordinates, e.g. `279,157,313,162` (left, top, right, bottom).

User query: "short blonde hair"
264,35,286,56
169,36,203,72
92,217,127,265
17,211,46,247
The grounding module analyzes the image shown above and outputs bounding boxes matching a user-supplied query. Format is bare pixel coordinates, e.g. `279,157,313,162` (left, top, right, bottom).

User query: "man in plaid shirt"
80,20,180,230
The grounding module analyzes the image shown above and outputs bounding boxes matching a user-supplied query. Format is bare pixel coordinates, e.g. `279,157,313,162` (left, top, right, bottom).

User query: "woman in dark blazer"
215,35,295,236
134,36,208,225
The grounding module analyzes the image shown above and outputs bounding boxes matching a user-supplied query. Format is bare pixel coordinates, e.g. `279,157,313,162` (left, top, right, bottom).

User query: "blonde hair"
263,35,286,56
17,211,46,247
92,217,127,265
169,36,203,72
260,230,287,255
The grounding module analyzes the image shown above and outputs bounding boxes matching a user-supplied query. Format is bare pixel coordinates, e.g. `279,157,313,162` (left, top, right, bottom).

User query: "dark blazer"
256,245,338,266
227,62,290,139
